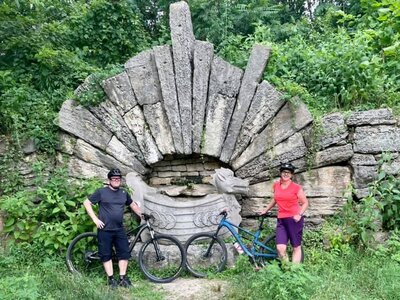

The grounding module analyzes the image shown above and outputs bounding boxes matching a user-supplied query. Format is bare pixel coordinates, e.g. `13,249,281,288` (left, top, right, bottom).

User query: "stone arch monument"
57,2,400,241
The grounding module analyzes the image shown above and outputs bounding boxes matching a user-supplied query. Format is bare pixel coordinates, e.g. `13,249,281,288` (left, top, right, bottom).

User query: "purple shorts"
276,217,304,247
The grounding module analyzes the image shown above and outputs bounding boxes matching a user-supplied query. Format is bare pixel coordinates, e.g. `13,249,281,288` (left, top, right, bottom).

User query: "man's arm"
83,199,105,229
129,201,142,217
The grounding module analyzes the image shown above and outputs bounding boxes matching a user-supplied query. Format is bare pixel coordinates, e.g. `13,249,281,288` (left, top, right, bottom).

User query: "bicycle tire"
138,234,185,283
257,233,278,267
185,233,227,278
66,232,103,276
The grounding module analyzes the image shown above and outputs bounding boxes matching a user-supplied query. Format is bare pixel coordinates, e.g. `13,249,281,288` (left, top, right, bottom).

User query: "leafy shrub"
0,166,103,255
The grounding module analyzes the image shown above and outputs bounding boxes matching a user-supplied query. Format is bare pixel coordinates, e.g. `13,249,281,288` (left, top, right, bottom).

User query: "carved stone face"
211,168,249,194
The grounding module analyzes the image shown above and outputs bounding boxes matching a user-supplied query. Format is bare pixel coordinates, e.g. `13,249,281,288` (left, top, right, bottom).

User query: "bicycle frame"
127,216,165,261
214,213,278,260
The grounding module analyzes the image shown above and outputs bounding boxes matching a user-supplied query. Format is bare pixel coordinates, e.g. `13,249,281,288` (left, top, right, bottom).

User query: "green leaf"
52,207,61,213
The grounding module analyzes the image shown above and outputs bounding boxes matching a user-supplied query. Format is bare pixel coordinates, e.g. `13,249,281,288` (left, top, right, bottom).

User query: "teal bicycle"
185,210,279,277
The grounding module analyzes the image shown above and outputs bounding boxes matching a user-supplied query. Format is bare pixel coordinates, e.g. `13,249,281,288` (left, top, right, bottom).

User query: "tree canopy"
0,0,399,153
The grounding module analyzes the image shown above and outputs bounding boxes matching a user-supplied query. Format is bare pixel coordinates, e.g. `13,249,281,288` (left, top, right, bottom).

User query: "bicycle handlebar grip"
141,213,153,221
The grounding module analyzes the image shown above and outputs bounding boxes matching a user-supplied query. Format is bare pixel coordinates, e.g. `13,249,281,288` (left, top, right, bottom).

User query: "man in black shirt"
83,168,141,288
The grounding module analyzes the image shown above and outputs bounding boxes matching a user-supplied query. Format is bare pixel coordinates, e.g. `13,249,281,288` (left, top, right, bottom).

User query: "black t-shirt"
88,186,133,231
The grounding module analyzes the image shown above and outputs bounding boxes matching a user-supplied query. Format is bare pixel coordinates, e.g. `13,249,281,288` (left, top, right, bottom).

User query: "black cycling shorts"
97,229,131,262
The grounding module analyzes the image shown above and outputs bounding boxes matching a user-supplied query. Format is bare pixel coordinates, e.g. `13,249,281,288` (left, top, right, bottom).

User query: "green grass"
1,236,400,300
224,249,400,300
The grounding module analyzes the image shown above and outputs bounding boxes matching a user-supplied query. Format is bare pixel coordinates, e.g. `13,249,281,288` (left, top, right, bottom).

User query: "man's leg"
118,259,128,276
103,260,114,276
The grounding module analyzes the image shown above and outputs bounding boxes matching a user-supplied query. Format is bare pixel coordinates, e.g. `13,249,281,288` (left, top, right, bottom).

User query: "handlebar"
141,213,153,221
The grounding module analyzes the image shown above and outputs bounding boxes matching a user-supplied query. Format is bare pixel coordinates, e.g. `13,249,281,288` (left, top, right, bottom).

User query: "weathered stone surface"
353,165,378,189
220,45,271,163
314,144,354,167
296,166,351,198
102,71,137,115
73,139,134,175
231,81,285,161
236,132,307,179
353,125,400,154
0,135,9,156
346,108,396,126
382,155,400,175
89,99,145,162
203,57,243,157
170,1,195,155
306,197,347,218
67,157,109,179
22,138,36,154
232,100,313,170
318,113,348,149
153,45,184,154
105,136,149,175
249,166,351,198
58,132,76,155
124,106,163,165
125,50,162,106
354,188,369,199
58,100,112,150
350,154,377,166
192,41,214,153
241,197,268,217
143,102,175,155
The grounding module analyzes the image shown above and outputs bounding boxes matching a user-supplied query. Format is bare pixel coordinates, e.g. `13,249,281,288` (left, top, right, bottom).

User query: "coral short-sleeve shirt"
273,180,301,218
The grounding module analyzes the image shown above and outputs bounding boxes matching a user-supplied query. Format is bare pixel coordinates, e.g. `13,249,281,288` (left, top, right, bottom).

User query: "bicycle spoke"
139,235,185,283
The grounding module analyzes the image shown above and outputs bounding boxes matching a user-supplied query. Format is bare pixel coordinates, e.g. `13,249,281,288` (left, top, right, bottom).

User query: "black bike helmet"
107,168,122,179
279,162,296,173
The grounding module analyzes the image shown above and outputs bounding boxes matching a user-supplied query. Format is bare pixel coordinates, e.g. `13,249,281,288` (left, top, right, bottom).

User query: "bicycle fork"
148,225,165,262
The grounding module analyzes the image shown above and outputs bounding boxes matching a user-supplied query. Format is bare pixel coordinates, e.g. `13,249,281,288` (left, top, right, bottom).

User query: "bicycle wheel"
185,233,227,278
66,232,103,276
138,234,185,283
257,233,278,267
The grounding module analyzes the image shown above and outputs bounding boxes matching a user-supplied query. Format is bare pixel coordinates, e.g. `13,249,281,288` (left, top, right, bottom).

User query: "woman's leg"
276,244,289,261
292,246,302,263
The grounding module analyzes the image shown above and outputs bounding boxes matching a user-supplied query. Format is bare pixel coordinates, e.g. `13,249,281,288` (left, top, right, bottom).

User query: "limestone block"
125,50,162,105
314,144,354,167
57,132,76,155
354,188,370,199
203,57,243,157
382,156,400,175
306,196,347,217
68,157,109,179
124,106,163,165
192,41,214,153
170,1,195,155
235,132,307,179
105,136,149,175
73,139,134,175
350,153,377,166
353,165,378,189
317,112,348,149
153,45,184,154
232,100,312,170
346,108,396,126
89,99,144,162
102,71,137,115
353,125,400,154
143,102,175,155
231,81,285,161
58,100,112,151
241,197,269,217
295,166,351,198
220,45,271,162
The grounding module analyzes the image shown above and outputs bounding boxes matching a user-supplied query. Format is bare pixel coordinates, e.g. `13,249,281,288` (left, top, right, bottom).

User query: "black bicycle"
66,213,186,283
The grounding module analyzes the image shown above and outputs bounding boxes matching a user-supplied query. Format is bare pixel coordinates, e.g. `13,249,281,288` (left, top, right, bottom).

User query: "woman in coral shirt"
260,163,308,263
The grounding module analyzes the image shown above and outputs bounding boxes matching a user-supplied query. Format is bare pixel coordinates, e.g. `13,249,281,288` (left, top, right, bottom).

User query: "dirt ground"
154,278,229,300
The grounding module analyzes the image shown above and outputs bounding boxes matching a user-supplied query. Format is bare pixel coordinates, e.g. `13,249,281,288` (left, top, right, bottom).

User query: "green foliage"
0,165,103,255
374,230,400,264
